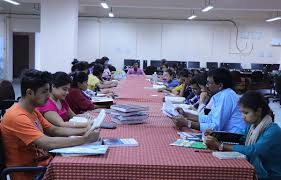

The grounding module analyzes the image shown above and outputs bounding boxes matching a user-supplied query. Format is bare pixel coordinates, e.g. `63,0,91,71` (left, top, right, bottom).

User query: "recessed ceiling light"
266,17,281,22
3,0,20,5
100,1,109,9
202,5,214,12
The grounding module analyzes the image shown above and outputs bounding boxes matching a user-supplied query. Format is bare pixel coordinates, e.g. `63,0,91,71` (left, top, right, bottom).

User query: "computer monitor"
124,59,140,67
150,60,162,68
221,63,241,70
188,61,200,69
271,64,280,71
206,62,218,69
143,60,147,69
251,63,264,70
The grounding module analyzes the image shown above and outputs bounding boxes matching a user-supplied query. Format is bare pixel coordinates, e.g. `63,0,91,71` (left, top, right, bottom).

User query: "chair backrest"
251,71,263,82
0,130,6,173
0,80,15,110
275,75,281,94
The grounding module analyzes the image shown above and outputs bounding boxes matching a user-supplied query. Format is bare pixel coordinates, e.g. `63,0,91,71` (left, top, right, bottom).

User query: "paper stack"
110,104,149,124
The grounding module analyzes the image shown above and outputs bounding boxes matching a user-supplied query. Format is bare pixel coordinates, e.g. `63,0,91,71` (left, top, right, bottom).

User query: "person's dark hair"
166,68,175,78
21,69,52,97
108,64,116,72
100,57,109,65
239,91,272,119
208,68,233,89
190,75,201,86
71,71,88,88
95,59,103,65
160,59,167,66
76,61,89,72
92,63,105,78
71,59,79,65
178,69,191,78
196,73,207,86
52,72,72,88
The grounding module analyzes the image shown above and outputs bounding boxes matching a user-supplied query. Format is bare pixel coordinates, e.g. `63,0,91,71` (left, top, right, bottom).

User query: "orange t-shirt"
1,103,53,180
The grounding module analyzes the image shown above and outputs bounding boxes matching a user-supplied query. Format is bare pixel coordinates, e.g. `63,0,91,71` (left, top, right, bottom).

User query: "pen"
194,150,212,153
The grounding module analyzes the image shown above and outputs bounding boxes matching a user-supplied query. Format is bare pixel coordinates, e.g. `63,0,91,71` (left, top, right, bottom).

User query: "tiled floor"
12,81,281,127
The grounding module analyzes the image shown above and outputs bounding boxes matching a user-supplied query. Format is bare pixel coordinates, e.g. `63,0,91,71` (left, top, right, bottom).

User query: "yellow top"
173,83,185,92
88,74,100,90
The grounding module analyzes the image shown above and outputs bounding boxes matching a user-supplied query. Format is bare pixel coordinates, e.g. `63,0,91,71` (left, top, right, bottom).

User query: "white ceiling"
0,0,281,21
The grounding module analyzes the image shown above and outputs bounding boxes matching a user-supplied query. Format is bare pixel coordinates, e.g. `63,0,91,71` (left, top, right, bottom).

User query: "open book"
170,139,206,149
91,109,106,130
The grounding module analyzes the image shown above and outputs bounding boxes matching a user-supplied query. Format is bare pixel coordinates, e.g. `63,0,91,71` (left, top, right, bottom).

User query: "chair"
0,80,19,118
231,71,246,94
0,132,47,180
273,75,281,104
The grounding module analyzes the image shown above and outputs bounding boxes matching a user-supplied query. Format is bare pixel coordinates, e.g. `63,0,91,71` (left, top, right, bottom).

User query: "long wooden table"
43,76,256,180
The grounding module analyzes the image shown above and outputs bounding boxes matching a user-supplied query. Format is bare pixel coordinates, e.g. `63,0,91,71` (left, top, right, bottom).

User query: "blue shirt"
199,88,246,133
166,79,179,89
233,123,281,179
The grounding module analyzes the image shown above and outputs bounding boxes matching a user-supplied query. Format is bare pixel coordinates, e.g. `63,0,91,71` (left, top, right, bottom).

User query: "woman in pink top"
127,63,145,75
37,72,90,128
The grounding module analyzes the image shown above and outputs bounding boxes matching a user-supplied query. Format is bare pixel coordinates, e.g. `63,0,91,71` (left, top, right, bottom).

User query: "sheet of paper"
91,109,106,130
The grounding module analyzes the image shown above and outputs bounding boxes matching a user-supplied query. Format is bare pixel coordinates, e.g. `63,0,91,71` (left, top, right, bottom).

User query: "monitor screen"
150,60,162,68
251,63,264,70
271,64,280,71
221,63,241,70
206,62,218,69
188,61,200,68
124,59,140,67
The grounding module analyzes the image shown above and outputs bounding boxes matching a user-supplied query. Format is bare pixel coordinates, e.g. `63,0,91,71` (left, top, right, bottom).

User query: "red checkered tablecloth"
43,77,256,180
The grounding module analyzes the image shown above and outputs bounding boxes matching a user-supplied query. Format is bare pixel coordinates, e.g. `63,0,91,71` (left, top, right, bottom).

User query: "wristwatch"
187,120,192,128
218,143,224,151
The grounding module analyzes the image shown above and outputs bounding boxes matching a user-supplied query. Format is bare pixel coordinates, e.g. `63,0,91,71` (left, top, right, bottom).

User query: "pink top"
37,98,70,122
127,68,145,75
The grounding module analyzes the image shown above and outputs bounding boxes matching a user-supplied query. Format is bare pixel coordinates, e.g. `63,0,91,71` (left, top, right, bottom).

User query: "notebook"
212,152,246,160
170,139,206,149
49,144,108,155
110,104,149,113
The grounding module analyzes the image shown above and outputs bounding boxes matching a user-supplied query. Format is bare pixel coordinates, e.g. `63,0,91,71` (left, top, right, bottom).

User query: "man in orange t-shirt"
1,70,101,180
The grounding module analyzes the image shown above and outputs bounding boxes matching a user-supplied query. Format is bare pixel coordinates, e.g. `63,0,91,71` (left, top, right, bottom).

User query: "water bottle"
152,72,157,84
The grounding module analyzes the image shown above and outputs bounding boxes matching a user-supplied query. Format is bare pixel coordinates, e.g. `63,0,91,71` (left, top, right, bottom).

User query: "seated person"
100,57,112,80
158,69,179,92
204,91,281,179
88,63,117,94
178,69,193,98
171,71,185,95
127,63,145,75
196,73,213,114
66,72,105,114
173,68,246,134
184,75,202,110
37,72,90,128
1,70,100,180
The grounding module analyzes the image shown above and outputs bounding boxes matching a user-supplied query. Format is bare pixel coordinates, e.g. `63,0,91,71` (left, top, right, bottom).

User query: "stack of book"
110,104,149,124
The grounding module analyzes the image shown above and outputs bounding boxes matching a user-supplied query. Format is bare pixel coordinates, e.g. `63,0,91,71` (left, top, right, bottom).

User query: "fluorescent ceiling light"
3,0,20,5
266,17,281,22
188,15,197,20
101,2,109,9
202,5,213,12
109,12,114,17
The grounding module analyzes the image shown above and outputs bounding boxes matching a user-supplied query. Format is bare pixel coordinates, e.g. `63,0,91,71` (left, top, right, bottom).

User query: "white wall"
1,15,281,78
78,18,281,70
40,0,78,73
